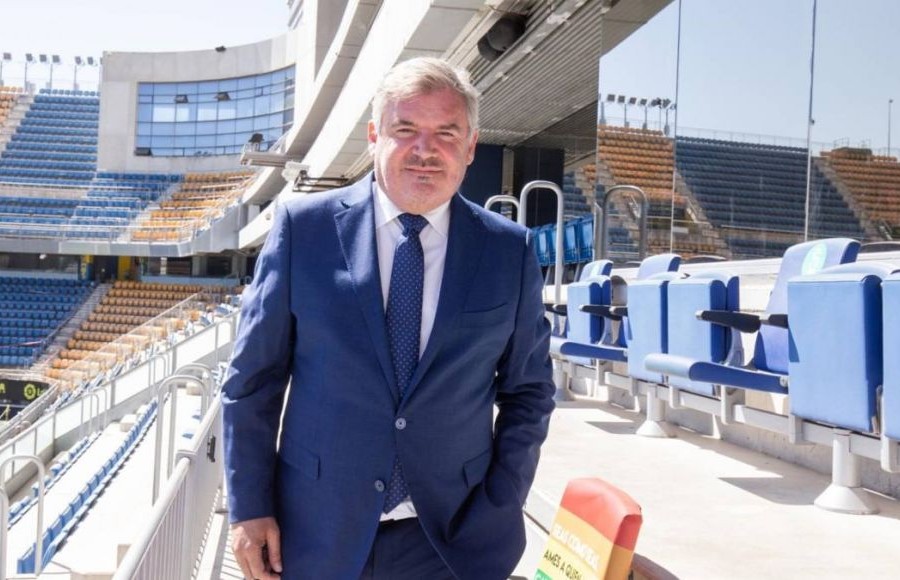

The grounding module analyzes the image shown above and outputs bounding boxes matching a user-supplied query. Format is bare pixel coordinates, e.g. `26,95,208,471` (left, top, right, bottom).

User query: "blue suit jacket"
222,174,555,579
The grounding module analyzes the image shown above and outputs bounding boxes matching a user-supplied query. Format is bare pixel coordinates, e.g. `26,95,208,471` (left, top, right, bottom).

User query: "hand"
231,516,283,580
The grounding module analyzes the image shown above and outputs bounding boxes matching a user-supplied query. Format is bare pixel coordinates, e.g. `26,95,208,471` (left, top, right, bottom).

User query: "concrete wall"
97,32,298,174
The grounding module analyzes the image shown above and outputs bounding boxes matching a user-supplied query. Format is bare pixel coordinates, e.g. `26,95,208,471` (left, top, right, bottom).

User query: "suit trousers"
359,518,456,580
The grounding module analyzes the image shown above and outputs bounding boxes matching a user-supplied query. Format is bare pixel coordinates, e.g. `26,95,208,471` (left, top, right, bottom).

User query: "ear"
465,130,479,165
367,119,378,155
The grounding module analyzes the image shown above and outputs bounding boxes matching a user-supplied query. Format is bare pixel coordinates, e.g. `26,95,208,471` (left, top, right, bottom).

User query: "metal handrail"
152,373,207,504
484,194,521,221
0,455,45,578
519,181,565,306
598,184,649,260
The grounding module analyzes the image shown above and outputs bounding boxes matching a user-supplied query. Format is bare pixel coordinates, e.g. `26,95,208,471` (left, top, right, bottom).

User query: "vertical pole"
669,0,684,252
889,98,894,156
803,0,818,242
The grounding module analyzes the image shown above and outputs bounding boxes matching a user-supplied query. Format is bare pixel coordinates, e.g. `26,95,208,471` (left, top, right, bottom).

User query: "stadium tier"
0,276,93,367
820,148,900,236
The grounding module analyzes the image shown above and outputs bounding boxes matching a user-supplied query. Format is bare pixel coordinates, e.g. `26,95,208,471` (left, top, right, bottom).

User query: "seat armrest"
695,309,761,333
544,303,567,315
609,306,628,318
580,304,623,321
760,313,788,329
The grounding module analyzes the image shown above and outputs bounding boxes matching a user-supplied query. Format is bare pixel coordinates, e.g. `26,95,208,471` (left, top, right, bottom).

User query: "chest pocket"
458,303,510,328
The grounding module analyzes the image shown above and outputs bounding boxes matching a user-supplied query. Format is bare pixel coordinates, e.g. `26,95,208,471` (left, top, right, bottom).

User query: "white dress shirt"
373,183,451,521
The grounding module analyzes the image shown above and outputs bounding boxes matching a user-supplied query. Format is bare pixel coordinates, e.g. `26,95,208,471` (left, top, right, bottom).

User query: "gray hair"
371,57,480,135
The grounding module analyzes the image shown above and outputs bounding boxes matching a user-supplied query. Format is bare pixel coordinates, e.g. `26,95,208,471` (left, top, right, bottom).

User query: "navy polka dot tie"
383,213,428,513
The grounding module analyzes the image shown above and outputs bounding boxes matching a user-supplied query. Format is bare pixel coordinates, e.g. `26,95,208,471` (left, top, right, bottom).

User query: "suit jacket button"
395,418,406,430
374,480,385,492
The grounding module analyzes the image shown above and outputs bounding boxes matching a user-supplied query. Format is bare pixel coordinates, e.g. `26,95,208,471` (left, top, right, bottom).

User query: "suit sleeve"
488,231,555,506
222,202,295,523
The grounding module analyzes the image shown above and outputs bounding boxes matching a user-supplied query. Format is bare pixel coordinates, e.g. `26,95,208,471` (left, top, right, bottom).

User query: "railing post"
519,181,565,306
0,455,45,577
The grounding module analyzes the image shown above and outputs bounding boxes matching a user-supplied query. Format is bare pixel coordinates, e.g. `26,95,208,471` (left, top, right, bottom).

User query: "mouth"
404,166,442,174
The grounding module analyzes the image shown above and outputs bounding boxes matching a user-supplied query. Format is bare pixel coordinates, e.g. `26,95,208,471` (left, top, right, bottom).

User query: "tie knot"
397,213,429,237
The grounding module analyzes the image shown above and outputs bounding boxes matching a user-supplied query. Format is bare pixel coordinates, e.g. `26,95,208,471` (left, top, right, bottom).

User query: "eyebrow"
391,119,464,133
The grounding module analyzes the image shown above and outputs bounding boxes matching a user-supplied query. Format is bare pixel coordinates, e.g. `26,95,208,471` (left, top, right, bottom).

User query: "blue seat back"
788,262,893,432
753,238,859,374
566,275,613,365
665,271,741,396
882,271,900,440
580,259,613,280
626,272,685,383
577,216,594,262
564,220,579,264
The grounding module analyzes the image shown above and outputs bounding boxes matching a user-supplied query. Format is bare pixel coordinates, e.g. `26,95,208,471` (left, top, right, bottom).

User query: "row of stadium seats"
38,88,100,97
17,401,156,574
0,277,93,367
554,238,900,514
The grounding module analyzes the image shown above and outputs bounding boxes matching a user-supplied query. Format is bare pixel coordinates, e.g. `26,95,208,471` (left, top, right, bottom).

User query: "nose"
413,131,437,156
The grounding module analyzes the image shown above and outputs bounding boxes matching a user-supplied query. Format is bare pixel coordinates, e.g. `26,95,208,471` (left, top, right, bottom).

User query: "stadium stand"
45,281,227,384
675,137,866,258
819,148,900,237
131,170,254,242
0,276,93,367
0,90,99,188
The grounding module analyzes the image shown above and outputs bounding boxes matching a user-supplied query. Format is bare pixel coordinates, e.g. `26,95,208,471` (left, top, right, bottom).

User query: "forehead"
384,88,469,127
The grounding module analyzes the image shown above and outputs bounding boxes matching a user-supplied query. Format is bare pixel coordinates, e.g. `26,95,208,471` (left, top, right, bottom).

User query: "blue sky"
1,0,897,151
600,0,900,152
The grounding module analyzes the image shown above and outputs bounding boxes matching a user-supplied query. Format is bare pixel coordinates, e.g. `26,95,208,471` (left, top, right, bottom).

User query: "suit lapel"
334,176,398,405
403,195,486,403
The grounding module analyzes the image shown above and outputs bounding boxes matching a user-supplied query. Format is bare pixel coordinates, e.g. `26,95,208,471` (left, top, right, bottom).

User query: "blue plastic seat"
646,238,860,395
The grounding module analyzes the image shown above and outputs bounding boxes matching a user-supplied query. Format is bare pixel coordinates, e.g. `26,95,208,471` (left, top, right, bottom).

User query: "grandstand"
0,0,897,578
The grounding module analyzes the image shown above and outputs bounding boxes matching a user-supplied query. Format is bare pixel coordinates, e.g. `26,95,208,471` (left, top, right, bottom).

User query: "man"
223,57,555,580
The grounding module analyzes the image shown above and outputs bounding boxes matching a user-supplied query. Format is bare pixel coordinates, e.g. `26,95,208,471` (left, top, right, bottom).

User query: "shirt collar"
373,181,452,238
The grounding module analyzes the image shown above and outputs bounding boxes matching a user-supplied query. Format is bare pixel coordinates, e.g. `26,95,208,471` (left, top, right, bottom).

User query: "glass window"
235,118,254,133
175,122,196,136
218,100,237,120
152,123,175,136
217,119,236,134
237,98,255,118
135,66,294,157
153,104,176,123
137,104,153,123
176,82,198,95
197,102,217,122
154,83,177,96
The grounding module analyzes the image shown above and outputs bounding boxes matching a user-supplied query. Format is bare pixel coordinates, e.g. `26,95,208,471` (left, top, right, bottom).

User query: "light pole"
889,98,894,156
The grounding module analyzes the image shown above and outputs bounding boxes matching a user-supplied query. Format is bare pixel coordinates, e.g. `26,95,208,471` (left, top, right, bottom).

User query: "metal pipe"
152,374,206,504
0,455,45,577
484,194,521,222
519,181,565,306
599,184,649,260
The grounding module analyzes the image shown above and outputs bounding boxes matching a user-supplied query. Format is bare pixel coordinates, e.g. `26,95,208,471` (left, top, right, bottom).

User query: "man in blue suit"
223,57,555,580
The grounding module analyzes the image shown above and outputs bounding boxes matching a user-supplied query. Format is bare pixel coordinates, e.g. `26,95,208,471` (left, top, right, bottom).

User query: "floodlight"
75,56,83,65
87,57,95,65
662,99,671,108
39,54,47,63
606,94,616,102
639,98,648,106
51,55,60,64
2,53,11,61
650,98,661,107
617,95,625,104
25,53,34,62
628,97,637,105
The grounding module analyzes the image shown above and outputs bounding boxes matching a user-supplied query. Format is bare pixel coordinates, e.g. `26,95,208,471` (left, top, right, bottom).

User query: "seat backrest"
566,273,614,364
788,262,895,432
881,271,900,440
753,238,859,373
580,259,613,281
664,271,741,396
626,272,686,383
636,253,681,279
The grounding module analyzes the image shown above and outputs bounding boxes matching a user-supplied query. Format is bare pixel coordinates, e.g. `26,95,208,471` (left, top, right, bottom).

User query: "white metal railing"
115,391,224,580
